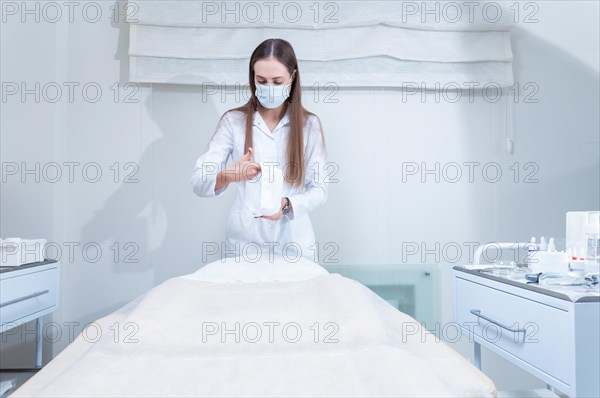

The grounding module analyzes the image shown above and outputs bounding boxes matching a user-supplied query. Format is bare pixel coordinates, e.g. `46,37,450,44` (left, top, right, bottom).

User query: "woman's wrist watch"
282,197,291,215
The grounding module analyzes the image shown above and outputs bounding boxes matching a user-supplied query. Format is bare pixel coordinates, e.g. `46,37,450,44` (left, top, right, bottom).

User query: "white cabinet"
454,266,599,398
0,260,60,368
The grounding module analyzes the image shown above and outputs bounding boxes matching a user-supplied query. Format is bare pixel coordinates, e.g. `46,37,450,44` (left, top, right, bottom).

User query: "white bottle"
548,237,556,252
527,237,537,253
539,236,547,251
527,237,538,267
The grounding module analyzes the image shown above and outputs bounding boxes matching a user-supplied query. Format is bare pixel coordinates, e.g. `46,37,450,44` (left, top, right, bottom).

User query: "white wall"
1,0,598,392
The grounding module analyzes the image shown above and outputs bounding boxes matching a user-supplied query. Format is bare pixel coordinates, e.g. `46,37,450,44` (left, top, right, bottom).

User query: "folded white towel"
0,238,47,266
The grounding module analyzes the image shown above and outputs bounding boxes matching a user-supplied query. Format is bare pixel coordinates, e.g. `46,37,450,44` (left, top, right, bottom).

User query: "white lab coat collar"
252,107,291,139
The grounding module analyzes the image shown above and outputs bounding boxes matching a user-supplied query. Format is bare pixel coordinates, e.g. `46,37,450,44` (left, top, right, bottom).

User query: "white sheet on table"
182,254,329,283
13,273,496,397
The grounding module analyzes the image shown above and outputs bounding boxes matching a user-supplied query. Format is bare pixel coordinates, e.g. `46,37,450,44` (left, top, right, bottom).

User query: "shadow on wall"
78,2,235,291
79,83,234,288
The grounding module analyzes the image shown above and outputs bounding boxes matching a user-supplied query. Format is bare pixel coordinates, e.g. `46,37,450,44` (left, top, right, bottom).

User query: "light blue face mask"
254,82,291,109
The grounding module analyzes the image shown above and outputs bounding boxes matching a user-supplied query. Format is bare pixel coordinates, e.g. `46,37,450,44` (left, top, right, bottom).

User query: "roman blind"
127,1,514,88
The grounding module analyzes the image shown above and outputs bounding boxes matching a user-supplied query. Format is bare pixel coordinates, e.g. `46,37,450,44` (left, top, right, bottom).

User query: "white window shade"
127,1,515,88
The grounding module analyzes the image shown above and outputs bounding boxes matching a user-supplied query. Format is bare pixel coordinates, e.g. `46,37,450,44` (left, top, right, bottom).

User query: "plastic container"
566,210,600,263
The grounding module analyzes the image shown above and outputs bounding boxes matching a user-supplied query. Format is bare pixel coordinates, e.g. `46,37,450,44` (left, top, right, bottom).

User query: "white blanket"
13,273,496,397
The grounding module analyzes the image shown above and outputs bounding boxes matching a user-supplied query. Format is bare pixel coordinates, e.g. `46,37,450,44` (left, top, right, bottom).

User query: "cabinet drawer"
455,276,570,384
0,267,59,329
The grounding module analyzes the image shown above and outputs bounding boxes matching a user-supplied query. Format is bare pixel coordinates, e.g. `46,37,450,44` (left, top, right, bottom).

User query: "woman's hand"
232,147,261,182
215,147,261,192
257,197,287,221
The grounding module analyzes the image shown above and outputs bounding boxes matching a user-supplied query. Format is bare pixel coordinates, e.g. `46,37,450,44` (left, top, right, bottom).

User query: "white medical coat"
191,109,328,261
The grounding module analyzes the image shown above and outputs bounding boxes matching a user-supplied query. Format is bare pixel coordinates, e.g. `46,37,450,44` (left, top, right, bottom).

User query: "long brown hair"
230,38,324,188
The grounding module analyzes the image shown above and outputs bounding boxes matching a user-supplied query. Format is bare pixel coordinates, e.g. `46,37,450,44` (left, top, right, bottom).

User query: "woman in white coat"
191,39,328,262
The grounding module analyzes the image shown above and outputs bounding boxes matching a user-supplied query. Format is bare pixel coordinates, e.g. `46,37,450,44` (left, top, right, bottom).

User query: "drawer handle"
470,309,526,337
0,290,50,308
